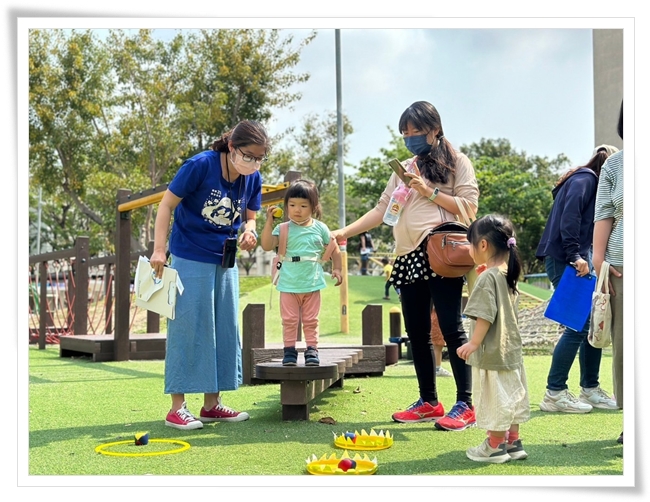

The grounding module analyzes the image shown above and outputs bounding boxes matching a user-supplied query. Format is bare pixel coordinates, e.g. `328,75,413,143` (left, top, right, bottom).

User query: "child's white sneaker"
466,438,511,464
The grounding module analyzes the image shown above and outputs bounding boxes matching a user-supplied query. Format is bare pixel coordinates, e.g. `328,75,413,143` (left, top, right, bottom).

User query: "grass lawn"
238,274,554,345
239,274,431,344
28,348,624,478
518,281,553,301
129,272,554,338
26,274,627,482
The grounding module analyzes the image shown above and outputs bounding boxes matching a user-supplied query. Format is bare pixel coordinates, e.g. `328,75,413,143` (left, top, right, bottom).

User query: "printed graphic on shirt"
201,189,241,227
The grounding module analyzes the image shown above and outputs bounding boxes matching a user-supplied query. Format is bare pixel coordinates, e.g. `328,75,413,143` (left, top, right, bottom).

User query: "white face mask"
289,216,312,226
231,151,260,176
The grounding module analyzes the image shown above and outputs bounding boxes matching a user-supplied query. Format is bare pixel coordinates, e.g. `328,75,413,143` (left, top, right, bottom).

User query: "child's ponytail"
506,237,522,294
467,214,522,294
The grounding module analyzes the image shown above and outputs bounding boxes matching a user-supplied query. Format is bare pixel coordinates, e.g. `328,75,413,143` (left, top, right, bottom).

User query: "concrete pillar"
593,29,624,148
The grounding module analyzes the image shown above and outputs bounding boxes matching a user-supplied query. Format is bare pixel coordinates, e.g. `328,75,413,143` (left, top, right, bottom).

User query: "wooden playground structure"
29,171,400,419
42,171,300,361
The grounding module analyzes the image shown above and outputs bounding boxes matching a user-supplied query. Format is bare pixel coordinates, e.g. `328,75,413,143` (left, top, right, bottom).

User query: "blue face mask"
404,134,432,156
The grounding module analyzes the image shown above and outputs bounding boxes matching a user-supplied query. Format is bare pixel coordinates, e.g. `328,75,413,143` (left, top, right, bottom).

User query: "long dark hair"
467,214,522,294
211,120,270,153
284,179,322,219
617,100,623,140
555,148,612,186
398,101,457,184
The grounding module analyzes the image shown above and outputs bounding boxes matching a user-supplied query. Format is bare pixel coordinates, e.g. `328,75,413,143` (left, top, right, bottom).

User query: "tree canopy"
29,28,315,255
343,136,569,273
29,29,571,280
460,138,570,274
264,111,353,233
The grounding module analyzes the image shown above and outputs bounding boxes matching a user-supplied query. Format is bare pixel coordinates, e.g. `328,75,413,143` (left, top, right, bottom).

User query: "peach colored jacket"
373,152,479,256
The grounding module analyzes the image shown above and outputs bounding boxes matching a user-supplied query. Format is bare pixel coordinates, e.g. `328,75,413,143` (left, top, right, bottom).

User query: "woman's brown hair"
398,101,457,184
211,120,270,154
555,147,613,186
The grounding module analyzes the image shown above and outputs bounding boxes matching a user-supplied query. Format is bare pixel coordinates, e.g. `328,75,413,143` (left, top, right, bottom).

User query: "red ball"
338,458,356,472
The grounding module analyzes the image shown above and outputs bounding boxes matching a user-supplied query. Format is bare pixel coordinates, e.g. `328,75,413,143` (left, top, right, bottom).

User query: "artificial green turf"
518,281,553,301
28,344,624,477
240,274,421,345
239,275,554,345
28,276,623,478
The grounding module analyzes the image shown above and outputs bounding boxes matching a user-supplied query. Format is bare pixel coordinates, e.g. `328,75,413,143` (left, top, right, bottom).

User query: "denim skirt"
164,254,243,395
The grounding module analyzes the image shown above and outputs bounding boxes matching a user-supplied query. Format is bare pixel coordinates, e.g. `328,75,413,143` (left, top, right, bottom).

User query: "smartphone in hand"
388,158,410,186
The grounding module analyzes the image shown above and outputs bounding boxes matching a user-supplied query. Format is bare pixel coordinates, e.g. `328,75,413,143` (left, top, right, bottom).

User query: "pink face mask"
231,151,261,176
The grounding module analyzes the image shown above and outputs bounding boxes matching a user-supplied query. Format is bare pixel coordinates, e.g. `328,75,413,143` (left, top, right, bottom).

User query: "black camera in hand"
222,237,238,268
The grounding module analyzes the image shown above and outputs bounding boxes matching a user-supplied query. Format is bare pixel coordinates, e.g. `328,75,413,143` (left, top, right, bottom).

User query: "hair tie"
507,237,516,248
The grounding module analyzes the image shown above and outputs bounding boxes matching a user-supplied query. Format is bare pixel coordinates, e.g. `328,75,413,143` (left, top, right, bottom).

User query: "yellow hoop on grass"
95,438,190,457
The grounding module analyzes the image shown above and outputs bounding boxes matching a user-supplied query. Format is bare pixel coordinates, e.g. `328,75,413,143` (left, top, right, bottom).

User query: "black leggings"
399,274,471,406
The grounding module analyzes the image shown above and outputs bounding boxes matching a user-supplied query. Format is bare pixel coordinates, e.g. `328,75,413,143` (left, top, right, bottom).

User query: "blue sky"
265,28,597,170
39,24,605,172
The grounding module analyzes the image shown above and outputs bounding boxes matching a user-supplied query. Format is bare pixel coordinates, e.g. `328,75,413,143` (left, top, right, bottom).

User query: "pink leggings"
280,291,321,347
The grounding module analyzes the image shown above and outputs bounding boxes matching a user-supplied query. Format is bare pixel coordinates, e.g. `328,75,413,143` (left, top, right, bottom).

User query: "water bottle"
383,184,411,226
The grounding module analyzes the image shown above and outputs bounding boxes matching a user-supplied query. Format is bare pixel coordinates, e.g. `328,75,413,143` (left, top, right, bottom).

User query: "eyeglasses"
236,148,268,164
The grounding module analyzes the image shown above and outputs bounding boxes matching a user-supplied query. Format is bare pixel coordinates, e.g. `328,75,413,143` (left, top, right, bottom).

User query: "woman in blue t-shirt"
150,120,268,430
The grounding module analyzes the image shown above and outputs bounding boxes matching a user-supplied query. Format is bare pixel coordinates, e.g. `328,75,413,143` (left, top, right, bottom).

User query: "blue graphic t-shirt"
168,150,262,264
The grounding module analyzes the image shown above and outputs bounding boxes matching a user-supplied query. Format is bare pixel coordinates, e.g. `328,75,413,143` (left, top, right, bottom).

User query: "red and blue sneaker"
434,401,476,431
392,398,445,423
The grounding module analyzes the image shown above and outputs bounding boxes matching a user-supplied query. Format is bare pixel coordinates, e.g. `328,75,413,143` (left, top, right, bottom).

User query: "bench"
241,303,388,421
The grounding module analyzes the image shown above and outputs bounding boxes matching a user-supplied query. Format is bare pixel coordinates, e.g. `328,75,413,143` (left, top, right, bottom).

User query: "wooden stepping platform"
58,333,166,362
255,347,364,421
241,303,389,421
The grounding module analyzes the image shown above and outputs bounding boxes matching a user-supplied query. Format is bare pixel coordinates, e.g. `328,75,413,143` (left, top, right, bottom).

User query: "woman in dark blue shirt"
536,144,619,415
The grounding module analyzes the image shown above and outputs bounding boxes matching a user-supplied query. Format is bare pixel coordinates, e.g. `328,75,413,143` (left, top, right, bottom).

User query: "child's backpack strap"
278,222,289,257
272,222,290,286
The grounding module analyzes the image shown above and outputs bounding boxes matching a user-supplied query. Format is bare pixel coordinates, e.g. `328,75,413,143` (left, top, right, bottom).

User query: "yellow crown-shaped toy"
305,450,378,475
333,428,393,451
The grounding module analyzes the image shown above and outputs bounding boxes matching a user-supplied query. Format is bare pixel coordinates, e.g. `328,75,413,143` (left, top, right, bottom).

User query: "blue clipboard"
544,266,596,332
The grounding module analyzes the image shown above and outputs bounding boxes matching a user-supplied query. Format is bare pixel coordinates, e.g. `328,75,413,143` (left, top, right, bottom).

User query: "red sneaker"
392,398,445,423
200,399,250,423
434,401,476,431
165,402,204,430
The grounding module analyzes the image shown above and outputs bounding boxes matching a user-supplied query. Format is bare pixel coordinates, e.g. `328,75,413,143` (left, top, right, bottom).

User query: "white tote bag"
587,261,612,349
134,256,184,319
